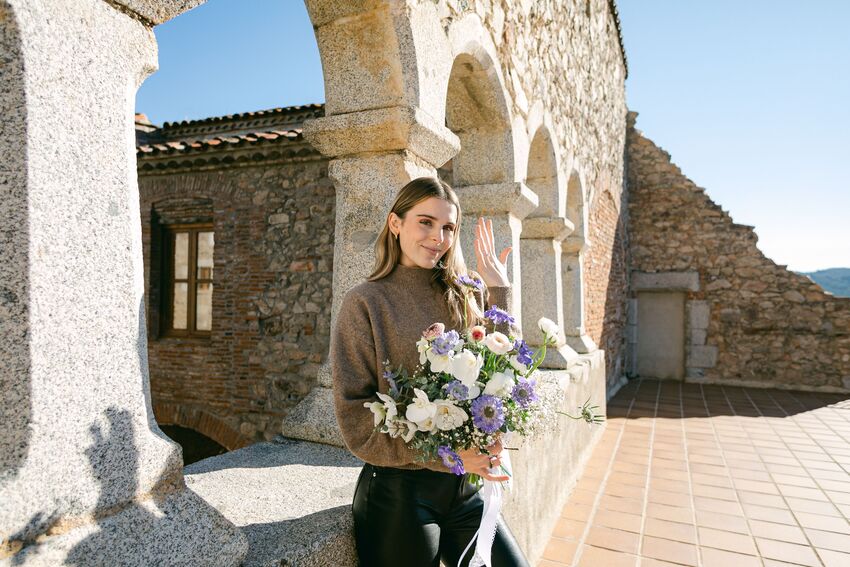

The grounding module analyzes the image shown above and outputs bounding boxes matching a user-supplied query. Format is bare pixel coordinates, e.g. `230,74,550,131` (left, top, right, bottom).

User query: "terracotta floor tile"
649,478,690,494
733,478,781,495
748,519,808,544
653,468,690,482
584,525,640,555
694,510,750,534
794,511,850,533
537,560,566,567
697,526,758,554
728,467,772,481
646,502,694,524
643,517,697,544
693,496,740,515
690,472,734,488
771,472,818,487
605,482,646,500
648,488,693,508
598,495,644,515
826,490,850,505
541,538,578,563
552,518,584,540
784,496,841,516
741,503,798,525
691,483,736,501
607,471,648,487
568,488,597,505
805,527,850,553
700,547,762,567
777,484,829,501
639,558,683,567
561,503,593,522
817,479,850,493
755,537,822,567
818,548,850,567
641,535,698,566
594,509,642,533
575,544,637,567
736,489,788,508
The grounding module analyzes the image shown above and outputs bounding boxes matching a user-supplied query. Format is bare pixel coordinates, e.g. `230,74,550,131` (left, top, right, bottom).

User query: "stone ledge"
453,182,539,220
521,216,574,241
109,0,204,26
632,271,700,292
185,439,362,567
303,106,460,167
280,387,345,448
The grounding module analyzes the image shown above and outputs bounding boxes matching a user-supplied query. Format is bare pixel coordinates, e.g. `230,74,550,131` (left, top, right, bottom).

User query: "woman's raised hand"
457,438,510,482
474,217,511,288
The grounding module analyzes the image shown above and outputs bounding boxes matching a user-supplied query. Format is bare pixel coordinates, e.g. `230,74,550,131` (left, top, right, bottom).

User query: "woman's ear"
388,212,400,236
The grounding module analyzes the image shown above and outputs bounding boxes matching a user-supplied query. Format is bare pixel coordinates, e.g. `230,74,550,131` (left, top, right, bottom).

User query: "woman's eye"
445,226,456,232
421,220,431,226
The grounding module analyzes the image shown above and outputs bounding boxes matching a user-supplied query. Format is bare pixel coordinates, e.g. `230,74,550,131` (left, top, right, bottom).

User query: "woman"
332,177,530,566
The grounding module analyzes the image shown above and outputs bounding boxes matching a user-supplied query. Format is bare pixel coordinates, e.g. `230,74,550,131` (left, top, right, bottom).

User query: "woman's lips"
422,245,441,255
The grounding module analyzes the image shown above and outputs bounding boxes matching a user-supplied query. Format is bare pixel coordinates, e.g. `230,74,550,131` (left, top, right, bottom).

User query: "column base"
565,333,597,354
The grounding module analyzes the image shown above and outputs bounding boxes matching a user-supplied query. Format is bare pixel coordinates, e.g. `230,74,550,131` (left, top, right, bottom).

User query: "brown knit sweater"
331,264,514,472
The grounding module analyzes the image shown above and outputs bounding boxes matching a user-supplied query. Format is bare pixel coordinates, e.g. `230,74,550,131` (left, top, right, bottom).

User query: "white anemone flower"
363,401,387,427
433,399,469,431
483,370,516,398
405,388,437,424
426,349,454,373
415,415,438,433
449,349,484,384
483,331,513,355
385,417,418,442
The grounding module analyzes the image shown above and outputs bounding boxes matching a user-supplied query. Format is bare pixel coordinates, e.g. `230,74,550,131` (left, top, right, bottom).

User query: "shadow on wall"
0,0,32,480
598,188,630,390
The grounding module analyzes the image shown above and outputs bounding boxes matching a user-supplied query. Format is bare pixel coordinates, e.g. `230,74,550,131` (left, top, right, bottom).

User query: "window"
163,224,214,336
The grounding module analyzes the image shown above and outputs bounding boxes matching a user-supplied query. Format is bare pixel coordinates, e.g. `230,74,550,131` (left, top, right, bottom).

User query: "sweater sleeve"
331,289,418,467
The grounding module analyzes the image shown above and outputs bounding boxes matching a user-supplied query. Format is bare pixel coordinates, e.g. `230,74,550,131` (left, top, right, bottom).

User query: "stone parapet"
190,352,608,567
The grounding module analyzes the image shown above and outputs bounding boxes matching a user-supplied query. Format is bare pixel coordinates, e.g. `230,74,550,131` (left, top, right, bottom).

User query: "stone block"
689,300,710,330
632,271,700,292
280,386,345,447
453,182,539,220
690,329,707,346
688,345,718,368
112,0,204,25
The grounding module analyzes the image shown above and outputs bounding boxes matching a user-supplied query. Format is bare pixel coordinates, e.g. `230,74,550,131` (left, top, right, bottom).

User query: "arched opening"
443,48,521,307
563,169,592,351
526,127,561,219
159,425,226,466
135,1,330,453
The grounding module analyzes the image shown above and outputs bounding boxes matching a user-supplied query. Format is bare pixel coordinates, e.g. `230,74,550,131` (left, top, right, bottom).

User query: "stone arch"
443,35,515,187
525,122,563,219
562,166,595,352
0,0,29,477
153,401,250,452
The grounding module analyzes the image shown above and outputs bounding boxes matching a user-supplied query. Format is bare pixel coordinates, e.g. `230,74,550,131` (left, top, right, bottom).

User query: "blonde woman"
332,177,530,566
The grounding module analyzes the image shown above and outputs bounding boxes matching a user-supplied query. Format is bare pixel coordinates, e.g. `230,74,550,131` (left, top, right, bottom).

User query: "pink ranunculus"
469,325,487,343
483,331,513,355
423,322,445,340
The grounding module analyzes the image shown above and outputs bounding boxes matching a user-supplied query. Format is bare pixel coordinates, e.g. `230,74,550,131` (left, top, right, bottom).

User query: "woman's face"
389,197,458,269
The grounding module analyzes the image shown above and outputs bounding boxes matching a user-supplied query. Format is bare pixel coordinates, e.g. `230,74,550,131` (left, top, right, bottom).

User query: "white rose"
483,370,516,398
406,388,437,424
433,399,469,431
508,355,528,375
449,349,484,385
363,401,386,427
483,331,513,355
426,349,454,373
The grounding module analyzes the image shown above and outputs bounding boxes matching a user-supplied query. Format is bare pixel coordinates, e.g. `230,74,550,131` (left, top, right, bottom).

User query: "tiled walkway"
539,379,850,567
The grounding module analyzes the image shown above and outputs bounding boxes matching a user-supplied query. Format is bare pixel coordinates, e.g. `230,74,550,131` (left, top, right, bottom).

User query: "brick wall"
139,155,335,446
627,113,850,391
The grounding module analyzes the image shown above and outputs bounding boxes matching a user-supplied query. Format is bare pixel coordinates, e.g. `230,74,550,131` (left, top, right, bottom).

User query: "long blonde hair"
369,177,485,329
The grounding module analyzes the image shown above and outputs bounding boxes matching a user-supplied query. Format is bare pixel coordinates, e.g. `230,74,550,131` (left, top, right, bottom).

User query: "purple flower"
438,446,465,475
431,330,461,356
484,305,516,327
512,378,538,408
445,380,470,401
514,339,533,366
383,369,400,397
471,395,505,434
456,274,484,291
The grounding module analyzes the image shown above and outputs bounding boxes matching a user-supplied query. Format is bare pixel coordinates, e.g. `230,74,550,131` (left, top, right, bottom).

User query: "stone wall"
627,113,850,391
436,0,630,390
138,152,335,446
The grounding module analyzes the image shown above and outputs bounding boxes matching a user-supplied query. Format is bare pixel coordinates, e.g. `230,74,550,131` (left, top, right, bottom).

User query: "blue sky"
136,0,849,272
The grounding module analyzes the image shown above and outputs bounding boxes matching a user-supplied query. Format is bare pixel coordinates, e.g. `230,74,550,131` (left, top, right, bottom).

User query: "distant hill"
801,268,850,298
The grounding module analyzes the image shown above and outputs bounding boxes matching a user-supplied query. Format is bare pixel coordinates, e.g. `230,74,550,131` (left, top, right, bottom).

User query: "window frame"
161,222,214,338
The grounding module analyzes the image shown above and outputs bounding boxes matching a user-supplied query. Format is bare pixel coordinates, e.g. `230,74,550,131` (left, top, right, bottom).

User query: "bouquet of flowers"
365,275,603,484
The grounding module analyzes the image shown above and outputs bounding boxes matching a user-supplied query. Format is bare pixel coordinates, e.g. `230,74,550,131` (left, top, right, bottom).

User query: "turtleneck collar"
386,263,442,290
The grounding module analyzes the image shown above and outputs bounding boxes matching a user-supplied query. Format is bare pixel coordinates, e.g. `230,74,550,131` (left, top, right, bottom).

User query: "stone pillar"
520,217,580,368
280,106,460,446
0,1,246,563
452,182,538,323
562,235,597,353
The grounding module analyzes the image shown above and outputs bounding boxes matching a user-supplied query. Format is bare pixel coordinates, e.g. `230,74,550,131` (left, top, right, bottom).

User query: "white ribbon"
457,450,513,567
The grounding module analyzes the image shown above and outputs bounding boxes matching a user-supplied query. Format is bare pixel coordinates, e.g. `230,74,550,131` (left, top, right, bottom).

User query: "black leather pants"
352,463,530,567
